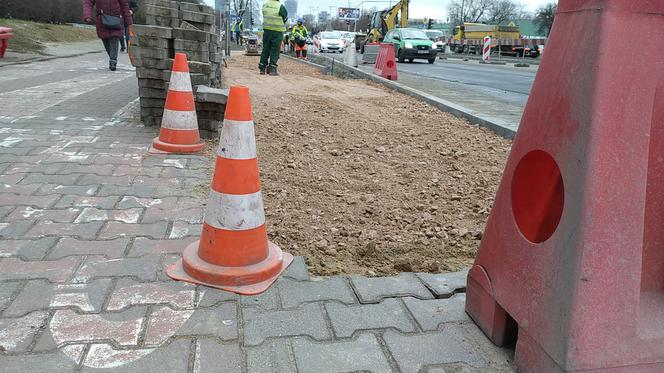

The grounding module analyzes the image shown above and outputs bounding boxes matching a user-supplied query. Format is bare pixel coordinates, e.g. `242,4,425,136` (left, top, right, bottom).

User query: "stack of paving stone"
131,0,223,131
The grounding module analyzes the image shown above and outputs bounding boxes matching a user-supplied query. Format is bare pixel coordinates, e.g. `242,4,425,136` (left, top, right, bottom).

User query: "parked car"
317,31,346,53
383,28,438,63
341,32,355,46
424,30,446,52
512,44,541,58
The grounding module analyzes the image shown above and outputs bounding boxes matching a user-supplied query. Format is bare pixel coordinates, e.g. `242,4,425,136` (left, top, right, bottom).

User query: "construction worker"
234,19,243,46
260,0,287,76
291,18,308,59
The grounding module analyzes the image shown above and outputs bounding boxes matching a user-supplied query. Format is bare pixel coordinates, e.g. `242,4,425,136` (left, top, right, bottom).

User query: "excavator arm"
366,0,409,43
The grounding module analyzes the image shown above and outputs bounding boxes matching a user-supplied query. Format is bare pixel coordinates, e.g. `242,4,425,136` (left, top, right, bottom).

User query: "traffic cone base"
150,53,204,154
151,136,205,154
166,240,293,295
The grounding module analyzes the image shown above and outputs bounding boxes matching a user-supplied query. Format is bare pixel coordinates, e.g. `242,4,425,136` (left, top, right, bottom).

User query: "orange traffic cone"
166,85,293,295
151,53,205,154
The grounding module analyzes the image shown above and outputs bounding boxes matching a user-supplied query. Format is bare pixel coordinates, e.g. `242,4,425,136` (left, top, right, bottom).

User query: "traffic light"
427,18,433,29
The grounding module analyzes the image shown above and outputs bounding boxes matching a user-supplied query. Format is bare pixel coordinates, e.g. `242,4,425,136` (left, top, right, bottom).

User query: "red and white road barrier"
483,36,491,62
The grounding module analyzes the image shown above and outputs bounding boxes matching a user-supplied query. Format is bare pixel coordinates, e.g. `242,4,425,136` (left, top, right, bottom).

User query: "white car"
318,31,346,53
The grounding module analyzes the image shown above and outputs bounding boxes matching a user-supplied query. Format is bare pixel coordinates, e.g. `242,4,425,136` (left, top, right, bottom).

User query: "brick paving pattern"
0,52,515,371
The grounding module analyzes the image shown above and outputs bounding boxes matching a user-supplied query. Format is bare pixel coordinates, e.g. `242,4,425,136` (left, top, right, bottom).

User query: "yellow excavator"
365,0,409,45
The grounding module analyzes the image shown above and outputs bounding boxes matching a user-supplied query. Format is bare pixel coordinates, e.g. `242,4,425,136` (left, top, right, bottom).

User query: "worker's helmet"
297,17,303,25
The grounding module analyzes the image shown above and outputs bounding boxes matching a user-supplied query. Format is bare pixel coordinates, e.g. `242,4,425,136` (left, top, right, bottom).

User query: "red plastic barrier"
465,1,664,372
373,43,397,81
0,27,13,59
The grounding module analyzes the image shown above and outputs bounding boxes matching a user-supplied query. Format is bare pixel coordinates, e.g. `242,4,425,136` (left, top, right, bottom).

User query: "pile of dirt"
217,54,512,276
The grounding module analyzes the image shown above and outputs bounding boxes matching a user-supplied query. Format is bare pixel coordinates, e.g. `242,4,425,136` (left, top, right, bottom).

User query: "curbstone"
172,28,209,42
138,87,167,99
350,273,434,303
325,298,416,338
144,4,179,18
195,85,228,104
138,78,168,90
180,10,215,25
402,294,471,331
132,24,173,39
416,268,469,298
291,333,393,373
130,36,171,49
174,39,209,52
178,3,204,13
142,0,178,8
278,277,356,308
242,303,331,346
144,15,180,28
133,47,171,60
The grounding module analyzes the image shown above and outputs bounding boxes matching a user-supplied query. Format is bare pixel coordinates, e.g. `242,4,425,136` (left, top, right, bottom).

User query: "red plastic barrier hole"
386,61,395,68
511,150,564,243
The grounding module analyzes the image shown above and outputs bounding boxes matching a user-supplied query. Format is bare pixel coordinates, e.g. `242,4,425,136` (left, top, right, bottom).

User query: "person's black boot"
259,66,266,75
268,65,279,76
109,60,117,71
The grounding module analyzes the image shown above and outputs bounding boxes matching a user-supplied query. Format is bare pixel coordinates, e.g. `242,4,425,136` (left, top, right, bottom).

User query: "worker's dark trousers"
102,37,120,64
259,29,283,70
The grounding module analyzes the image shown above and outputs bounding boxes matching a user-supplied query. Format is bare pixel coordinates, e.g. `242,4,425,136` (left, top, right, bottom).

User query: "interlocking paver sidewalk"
0,52,515,372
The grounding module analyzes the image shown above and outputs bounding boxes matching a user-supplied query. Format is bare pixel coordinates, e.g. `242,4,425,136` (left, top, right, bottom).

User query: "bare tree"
486,0,523,25
448,0,492,26
534,2,557,36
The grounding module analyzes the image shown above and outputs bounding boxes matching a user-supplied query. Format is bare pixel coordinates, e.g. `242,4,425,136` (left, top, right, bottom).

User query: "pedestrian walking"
120,0,138,52
83,0,133,71
259,0,287,76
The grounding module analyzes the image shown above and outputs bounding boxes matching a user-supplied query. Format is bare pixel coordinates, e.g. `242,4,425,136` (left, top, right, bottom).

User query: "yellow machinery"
451,22,521,55
365,0,409,44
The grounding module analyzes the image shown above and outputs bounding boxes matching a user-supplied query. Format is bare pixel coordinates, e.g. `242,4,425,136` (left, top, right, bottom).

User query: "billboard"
337,7,360,21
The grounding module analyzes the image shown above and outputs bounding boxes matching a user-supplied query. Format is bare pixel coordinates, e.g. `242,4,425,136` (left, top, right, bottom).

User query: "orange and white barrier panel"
166,85,293,295
151,53,204,154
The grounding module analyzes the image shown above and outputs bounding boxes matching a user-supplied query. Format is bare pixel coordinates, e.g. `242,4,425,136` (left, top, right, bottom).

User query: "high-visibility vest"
262,0,285,32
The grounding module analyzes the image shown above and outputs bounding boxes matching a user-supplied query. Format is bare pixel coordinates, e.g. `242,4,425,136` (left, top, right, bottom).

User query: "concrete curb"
304,55,516,139
448,54,541,66
0,49,105,67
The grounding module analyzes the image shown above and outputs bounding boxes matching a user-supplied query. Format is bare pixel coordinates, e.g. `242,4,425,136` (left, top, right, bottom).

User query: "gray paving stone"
73,255,161,282
144,303,237,345
0,310,49,353
24,221,104,240
292,333,392,373
197,287,239,307
46,237,130,259
239,284,280,310
4,278,113,317
193,339,242,373
383,326,486,372
0,220,35,238
243,303,331,346
80,340,191,372
403,294,470,331
325,298,416,338
350,273,434,303
416,268,469,298
0,256,80,282
246,339,296,373
278,277,356,309
0,237,58,259
0,347,80,372
0,281,20,311
54,195,119,209
282,256,310,281
35,184,99,196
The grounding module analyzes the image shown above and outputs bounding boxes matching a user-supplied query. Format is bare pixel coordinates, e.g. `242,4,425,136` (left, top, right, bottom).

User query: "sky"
204,0,554,20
